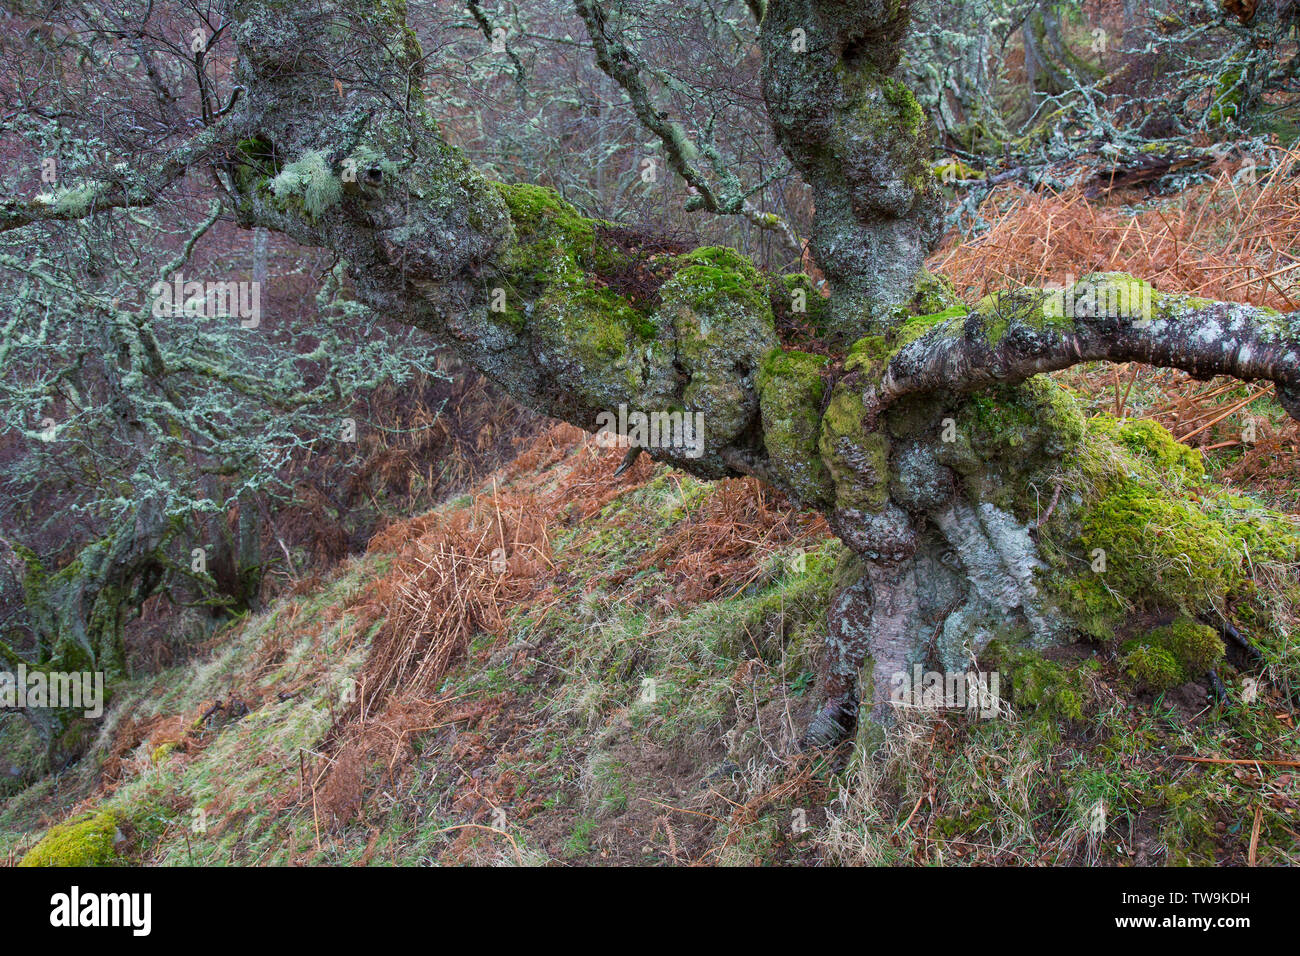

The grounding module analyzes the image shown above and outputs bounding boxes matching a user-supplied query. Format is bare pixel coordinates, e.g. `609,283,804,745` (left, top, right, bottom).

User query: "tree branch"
0,129,226,234
572,0,804,259
874,276,1300,420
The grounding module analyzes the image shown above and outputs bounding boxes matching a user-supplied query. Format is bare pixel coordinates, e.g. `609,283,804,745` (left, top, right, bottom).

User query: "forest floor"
3,412,1297,866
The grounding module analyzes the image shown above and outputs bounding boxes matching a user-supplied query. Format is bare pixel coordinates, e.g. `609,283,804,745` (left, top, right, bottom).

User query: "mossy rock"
1121,644,1184,692
993,646,1092,721
1101,417,1204,482
1044,415,1300,641
1121,617,1225,691
19,810,123,867
1150,617,1225,675
664,246,772,317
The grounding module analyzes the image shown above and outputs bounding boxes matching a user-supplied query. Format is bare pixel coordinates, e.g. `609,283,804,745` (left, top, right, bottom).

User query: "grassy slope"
4,424,1298,867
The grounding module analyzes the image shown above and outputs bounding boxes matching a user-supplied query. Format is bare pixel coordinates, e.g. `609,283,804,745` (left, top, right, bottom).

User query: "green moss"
756,348,832,505
234,136,278,190
882,78,925,136
1074,482,1265,624
493,182,602,286
1121,644,1183,692
1209,65,1244,126
1046,415,1300,640
1100,418,1205,482
1079,486,1236,612
19,810,121,867
993,646,1091,722
843,303,968,372
970,274,1155,349
536,281,631,361
657,248,777,444
1073,274,1155,321
934,804,997,838
664,246,770,316
843,335,888,374
899,305,967,349
492,182,665,400
818,384,890,513
940,378,1086,515
772,273,832,335
1149,617,1225,676
975,288,1072,347
910,270,962,312
495,182,591,238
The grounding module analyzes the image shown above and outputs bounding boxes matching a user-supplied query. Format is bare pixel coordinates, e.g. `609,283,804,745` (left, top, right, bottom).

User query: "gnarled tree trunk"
8,0,1299,749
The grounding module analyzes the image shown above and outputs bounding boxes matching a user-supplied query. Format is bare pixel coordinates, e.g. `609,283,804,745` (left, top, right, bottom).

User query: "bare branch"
572,0,803,259
0,129,226,234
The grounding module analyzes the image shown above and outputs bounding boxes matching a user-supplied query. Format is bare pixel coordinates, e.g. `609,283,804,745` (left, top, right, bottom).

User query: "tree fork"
7,0,1299,750
221,0,1300,746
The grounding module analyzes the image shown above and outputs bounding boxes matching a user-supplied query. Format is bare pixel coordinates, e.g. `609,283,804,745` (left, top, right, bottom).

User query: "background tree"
0,1,449,761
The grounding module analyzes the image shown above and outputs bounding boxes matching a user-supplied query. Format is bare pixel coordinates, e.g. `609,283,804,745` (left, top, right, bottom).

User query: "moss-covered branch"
873,275,1300,421
758,0,942,340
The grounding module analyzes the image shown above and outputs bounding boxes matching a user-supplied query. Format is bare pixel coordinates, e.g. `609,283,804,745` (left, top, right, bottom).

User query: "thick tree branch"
873,276,1300,420
759,0,942,338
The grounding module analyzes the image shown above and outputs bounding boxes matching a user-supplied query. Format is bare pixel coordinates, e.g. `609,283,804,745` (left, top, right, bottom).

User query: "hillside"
5,415,1298,867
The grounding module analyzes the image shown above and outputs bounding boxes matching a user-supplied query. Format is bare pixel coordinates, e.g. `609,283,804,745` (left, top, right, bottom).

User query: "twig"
1172,755,1300,768
637,797,725,824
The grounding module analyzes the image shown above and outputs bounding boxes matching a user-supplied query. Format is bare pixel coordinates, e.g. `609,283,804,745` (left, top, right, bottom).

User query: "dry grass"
638,477,829,605
935,147,1300,310
932,146,1300,500
298,420,833,826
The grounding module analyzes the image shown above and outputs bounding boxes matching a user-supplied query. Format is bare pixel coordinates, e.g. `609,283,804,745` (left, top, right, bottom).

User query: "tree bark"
7,0,1299,747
